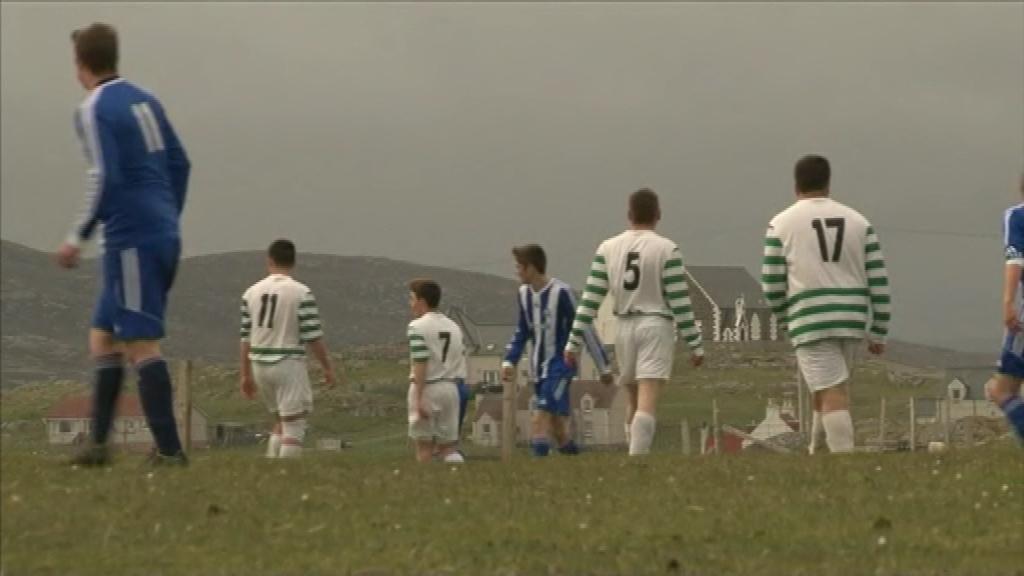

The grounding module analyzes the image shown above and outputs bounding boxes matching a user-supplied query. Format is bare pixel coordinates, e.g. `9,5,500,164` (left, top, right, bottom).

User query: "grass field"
1,439,1022,576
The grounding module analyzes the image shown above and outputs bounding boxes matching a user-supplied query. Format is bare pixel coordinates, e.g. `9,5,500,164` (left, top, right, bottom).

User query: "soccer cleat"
143,449,189,468
68,443,111,467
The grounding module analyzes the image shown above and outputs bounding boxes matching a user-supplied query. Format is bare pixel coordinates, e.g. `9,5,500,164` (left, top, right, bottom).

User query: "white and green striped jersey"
567,229,703,355
240,274,324,364
407,311,467,384
761,197,891,348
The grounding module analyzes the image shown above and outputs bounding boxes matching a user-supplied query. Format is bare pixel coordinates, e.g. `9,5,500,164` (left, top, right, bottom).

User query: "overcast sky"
2,3,1022,352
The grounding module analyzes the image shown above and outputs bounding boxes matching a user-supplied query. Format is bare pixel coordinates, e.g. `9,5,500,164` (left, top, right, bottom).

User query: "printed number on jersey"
623,251,641,290
811,218,845,262
131,102,165,153
258,293,278,329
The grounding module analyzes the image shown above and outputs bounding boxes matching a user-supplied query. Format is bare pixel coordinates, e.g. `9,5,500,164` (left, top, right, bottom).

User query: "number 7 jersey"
407,312,468,383
240,274,324,364
761,197,891,347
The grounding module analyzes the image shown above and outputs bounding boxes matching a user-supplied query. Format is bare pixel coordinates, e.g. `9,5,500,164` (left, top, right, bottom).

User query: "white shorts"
796,338,860,392
615,315,675,384
407,381,459,444
252,358,313,418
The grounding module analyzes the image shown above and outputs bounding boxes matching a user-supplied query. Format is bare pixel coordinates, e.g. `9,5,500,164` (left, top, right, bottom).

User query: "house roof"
474,394,504,421
945,367,993,400
46,394,145,420
686,266,769,310
448,306,514,355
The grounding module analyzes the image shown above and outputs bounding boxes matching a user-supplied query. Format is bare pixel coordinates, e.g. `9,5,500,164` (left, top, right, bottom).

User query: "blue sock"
558,440,580,455
999,395,1024,442
92,354,124,445
530,438,550,457
136,358,183,456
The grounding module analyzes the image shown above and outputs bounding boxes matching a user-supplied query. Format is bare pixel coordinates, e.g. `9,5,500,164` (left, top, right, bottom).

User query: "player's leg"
628,318,674,456
70,252,127,466
408,383,435,462
267,418,283,458
630,379,662,455
119,241,185,460
253,361,284,458
798,340,855,453
615,319,638,446
277,359,313,458
989,345,1024,442
434,382,464,463
530,381,552,456
549,374,579,454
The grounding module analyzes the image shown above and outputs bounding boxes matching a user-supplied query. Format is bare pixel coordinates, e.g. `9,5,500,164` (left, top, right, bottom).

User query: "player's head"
408,278,442,317
267,239,296,271
794,155,831,197
512,244,547,284
71,23,118,90
628,188,660,228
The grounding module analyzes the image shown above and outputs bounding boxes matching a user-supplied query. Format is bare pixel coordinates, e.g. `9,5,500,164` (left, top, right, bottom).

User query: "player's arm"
566,249,610,358
502,294,529,381
299,292,335,386
1003,210,1024,332
864,225,891,351
761,225,788,328
408,325,431,419
156,104,190,214
239,297,255,399
663,247,704,362
561,287,612,380
59,110,122,266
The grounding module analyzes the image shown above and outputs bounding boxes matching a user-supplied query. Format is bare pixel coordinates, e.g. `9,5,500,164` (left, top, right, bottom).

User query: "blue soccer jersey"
999,203,1024,378
67,77,190,251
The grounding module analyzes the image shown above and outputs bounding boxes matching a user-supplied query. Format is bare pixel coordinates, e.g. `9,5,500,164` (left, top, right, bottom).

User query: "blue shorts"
456,379,470,429
93,238,180,341
534,366,574,416
998,330,1024,379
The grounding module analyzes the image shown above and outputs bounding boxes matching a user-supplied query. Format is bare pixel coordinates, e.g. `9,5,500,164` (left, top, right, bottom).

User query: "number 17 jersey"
241,274,324,364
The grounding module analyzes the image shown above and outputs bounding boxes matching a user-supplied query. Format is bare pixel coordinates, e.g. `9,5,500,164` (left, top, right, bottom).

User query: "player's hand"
501,365,515,382
416,397,431,421
55,243,80,269
690,353,704,368
1004,302,1021,333
322,369,336,390
240,374,256,399
868,341,886,356
563,350,578,368
600,372,615,386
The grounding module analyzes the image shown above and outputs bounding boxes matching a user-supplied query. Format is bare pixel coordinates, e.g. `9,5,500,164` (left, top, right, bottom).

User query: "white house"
471,380,628,447
741,399,800,449
44,394,209,449
914,367,1014,426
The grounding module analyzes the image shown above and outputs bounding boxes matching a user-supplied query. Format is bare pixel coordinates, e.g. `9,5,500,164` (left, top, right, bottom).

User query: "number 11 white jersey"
240,274,323,364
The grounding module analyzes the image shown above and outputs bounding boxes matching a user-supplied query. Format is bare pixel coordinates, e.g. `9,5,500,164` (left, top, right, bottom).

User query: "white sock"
808,412,822,455
443,451,464,464
624,420,632,445
628,411,656,456
266,433,282,458
279,419,306,458
822,410,854,453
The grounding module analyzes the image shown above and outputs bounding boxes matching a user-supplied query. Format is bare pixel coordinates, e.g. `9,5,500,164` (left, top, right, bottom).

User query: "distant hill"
0,240,517,387
0,240,992,387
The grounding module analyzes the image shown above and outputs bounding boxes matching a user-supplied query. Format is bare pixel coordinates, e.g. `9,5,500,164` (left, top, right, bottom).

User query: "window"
483,423,491,434
483,370,498,384
581,397,594,413
951,389,962,401
58,421,71,433
583,420,594,439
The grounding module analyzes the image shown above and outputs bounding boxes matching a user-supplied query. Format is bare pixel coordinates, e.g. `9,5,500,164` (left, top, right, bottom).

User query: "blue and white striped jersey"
67,77,190,250
503,278,610,382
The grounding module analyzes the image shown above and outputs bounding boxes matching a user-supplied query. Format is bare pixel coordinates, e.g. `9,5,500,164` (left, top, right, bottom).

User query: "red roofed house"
44,394,209,450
